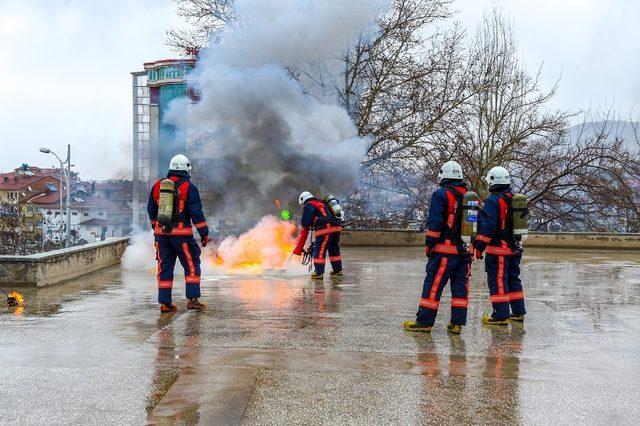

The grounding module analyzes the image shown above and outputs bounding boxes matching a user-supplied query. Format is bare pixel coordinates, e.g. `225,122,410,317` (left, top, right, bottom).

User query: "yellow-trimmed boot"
482,314,508,326
509,314,525,322
403,320,432,333
446,323,462,334
310,272,324,280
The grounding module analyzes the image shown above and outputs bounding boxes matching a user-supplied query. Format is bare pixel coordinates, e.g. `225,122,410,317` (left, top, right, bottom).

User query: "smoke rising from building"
173,0,382,216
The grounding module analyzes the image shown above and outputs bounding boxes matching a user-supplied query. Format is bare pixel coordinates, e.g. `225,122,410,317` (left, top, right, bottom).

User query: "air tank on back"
461,191,479,243
157,178,175,228
511,193,529,236
323,193,345,222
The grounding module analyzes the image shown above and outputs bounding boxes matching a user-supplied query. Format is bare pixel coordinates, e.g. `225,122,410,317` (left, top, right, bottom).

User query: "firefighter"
403,161,473,334
472,166,526,325
147,154,209,313
292,191,343,280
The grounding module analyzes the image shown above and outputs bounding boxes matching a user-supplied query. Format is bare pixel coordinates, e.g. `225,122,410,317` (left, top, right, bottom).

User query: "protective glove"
472,239,485,260
201,235,209,247
293,246,303,256
472,238,485,251
474,248,484,260
424,236,437,257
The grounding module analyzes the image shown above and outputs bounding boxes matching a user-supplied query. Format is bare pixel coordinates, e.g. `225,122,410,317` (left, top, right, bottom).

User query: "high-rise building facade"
131,58,196,229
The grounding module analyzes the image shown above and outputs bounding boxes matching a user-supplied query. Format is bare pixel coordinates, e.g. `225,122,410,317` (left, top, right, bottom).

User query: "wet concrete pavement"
1,247,639,424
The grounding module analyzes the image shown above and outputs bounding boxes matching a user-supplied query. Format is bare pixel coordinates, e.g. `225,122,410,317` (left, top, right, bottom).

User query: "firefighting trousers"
313,232,342,274
485,252,526,319
417,252,472,326
154,236,201,304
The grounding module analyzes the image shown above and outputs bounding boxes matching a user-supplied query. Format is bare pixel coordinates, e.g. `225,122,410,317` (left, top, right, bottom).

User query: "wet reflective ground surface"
1,247,639,424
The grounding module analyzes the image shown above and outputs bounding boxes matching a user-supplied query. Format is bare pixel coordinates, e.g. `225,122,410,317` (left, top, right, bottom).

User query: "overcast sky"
0,0,638,180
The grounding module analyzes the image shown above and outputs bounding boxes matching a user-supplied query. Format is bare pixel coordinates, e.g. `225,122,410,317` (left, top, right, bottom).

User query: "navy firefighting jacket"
293,197,342,254
147,172,209,238
424,181,468,254
476,185,515,255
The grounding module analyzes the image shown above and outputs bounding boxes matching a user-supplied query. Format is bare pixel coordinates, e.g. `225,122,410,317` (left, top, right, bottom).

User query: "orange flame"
212,215,297,273
8,291,24,305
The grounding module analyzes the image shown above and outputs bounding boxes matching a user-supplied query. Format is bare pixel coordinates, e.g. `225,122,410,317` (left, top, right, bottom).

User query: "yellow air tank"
157,179,175,227
323,193,345,222
461,191,479,243
511,193,529,236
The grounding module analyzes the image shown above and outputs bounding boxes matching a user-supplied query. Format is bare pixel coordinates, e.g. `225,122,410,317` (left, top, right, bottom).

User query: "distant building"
0,165,65,205
0,165,132,243
131,58,196,229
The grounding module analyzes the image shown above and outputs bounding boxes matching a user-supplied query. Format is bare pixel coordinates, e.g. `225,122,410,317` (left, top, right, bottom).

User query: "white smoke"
178,0,382,215
216,0,382,67
123,0,382,276
121,230,155,271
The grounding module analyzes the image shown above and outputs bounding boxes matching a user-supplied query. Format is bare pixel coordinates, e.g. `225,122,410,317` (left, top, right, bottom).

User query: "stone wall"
340,229,640,250
0,238,129,287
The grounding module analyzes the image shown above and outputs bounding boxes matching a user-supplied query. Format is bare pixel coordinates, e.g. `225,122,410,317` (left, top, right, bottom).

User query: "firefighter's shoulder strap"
495,192,513,233
152,179,163,203
443,186,465,231
308,199,328,217
173,178,190,216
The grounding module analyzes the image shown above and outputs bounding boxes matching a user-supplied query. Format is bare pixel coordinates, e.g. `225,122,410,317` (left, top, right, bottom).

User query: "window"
55,212,60,216
47,211,52,215
72,212,78,216
83,213,89,217
98,212,104,216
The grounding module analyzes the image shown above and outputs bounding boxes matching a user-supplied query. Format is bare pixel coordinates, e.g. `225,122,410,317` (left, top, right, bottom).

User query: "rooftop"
143,58,196,70
0,167,61,191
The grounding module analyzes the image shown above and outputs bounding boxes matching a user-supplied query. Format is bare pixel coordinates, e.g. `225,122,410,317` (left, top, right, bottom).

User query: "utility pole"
65,144,71,246
40,146,72,247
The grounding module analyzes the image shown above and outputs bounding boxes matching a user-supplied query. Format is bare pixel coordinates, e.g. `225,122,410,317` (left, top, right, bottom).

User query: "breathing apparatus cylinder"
323,193,345,222
460,191,479,243
157,179,175,227
511,193,529,236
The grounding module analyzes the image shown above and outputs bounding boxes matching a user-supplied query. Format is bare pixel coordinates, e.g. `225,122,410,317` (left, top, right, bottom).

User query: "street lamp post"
40,145,72,247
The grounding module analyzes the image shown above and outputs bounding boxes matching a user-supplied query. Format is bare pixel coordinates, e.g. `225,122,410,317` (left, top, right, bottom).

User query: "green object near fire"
280,209,291,221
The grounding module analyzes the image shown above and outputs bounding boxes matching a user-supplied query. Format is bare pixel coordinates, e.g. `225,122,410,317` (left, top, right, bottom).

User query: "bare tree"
0,202,45,255
166,0,235,51
167,1,639,232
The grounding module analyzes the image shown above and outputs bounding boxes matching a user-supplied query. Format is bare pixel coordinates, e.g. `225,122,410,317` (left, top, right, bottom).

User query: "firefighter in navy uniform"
403,161,473,334
147,154,209,313
292,191,343,280
472,166,526,325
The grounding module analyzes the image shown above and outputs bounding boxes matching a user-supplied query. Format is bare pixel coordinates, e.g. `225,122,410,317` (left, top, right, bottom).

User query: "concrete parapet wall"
0,238,129,287
340,229,640,250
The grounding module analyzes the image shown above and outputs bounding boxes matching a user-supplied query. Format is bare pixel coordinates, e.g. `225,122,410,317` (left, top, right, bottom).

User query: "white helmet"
485,166,511,186
169,154,191,172
299,191,313,205
437,160,463,181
